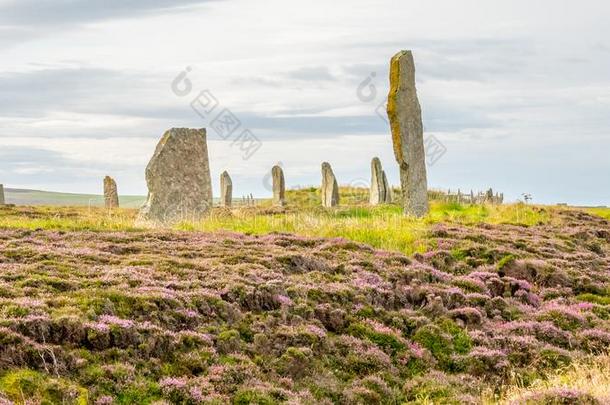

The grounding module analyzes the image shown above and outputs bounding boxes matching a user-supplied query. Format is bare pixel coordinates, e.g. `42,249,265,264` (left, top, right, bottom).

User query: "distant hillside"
4,188,146,208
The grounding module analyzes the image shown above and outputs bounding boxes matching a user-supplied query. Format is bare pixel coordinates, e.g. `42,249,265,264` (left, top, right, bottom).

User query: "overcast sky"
0,0,608,205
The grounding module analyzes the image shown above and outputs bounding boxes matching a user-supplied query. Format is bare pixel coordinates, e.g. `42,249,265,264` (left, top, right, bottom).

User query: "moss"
347,322,406,354
275,347,313,379
114,380,161,405
412,319,471,371
497,254,517,270
233,389,276,405
0,369,88,405
450,248,468,261
402,377,464,405
578,293,610,306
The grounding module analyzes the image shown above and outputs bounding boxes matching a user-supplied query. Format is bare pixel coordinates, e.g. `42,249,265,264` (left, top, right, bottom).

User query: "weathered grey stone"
137,128,212,226
321,162,339,208
382,170,392,203
387,50,429,217
220,171,232,208
103,176,119,209
271,165,286,207
370,157,388,205
0,184,4,205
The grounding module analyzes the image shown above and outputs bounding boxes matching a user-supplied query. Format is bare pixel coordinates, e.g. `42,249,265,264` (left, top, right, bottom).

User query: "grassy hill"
0,188,609,404
5,188,147,208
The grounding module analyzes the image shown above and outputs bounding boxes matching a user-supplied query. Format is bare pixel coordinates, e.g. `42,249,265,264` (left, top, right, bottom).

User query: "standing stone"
382,171,392,203
485,188,494,203
387,50,429,217
103,176,119,209
220,171,232,208
0,184,5,205
321,162,339,208
137,128,212,226
271,165,286,207
370,157,386,205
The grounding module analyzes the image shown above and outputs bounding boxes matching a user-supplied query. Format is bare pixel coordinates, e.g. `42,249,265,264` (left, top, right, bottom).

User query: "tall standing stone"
220,171,232,208
387,50,429,217
0,184,5,205
321,162,339,208
370,157,387,205
137,128,212,226
271,165,286,207
103,176,119,209
381,171,392,203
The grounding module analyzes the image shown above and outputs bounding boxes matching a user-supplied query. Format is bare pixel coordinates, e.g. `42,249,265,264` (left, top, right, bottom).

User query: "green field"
5,188,147,208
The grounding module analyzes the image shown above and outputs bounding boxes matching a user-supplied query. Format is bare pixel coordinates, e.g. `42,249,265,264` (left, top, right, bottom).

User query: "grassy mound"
0,203,608,403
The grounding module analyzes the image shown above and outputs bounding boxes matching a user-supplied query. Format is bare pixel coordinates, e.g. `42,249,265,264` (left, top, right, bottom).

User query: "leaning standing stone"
387,50,429,217
103,176,119,209
220,171,232,208
321,162,339,208
370,157,386,205
137,128,213,226
271,165,286,207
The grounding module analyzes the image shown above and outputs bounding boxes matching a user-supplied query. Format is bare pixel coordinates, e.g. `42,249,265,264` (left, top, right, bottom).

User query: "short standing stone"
387,50,429,217
382,171,392,203
103,176,119,209
271,165,286,207
370,157,387,205
137,128,212,226
321,162,339,208
220,171,232,208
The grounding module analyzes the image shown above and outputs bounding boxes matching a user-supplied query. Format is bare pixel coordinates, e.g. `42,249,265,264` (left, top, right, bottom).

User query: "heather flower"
306,324,327,339
409,342,426,359
159,377,188,391
94,396,114,405
537,302,587,331
579,329,610,353
449,307,484,326
463,347,509,376
98,315,135,329
274,294,293,307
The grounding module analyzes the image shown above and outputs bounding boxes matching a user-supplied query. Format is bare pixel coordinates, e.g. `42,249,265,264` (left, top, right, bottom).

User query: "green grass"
0,188,557,255
178,199,553,255
0,206,140,231
5,188,146,208
587,207,610,220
